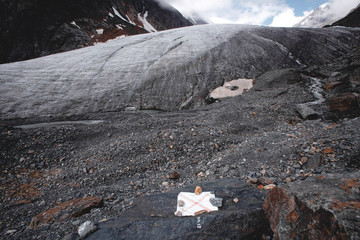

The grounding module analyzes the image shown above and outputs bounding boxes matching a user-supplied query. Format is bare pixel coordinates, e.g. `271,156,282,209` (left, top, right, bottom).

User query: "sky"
158,0,360,27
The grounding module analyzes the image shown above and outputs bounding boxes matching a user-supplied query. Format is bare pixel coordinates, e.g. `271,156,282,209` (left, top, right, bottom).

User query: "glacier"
0,24,359,120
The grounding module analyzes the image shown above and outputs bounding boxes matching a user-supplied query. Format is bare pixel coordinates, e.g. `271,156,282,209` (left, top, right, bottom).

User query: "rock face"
0,0,192,64
263,173,360,239
332,4,360,27
86,179,273,240
1,25,359,121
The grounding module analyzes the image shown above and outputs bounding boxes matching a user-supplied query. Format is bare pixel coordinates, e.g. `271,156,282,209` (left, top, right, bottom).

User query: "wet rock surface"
0,24,360,239
87,179,272,240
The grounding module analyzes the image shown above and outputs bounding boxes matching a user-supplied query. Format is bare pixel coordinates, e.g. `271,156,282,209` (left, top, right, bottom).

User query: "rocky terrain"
0,23,360,239
0,0,192,64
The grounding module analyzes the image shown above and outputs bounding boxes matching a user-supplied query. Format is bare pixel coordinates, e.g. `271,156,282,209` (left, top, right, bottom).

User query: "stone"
305,154,322,170
258,177,275,186
78,221,98,238
296,104,321,120
263,173,360,239
29,197,103,229
264,184,276,190
86,179,273,239
194,186,202,195
247,178,258,184
162,182,170,187
209,198,223,207
168,171,180,180
330,93,360,117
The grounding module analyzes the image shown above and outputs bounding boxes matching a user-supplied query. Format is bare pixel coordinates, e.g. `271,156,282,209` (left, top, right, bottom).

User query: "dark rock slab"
263,173,360,239
87,179,272,240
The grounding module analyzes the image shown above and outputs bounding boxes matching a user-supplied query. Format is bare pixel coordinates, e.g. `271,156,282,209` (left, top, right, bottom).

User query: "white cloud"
328,0,359,19
159,0,292,25
157,0,360,27
270,8,312,27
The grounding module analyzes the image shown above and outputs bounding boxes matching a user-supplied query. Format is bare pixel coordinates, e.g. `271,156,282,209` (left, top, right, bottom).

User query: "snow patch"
70,21,81,29
113,7,128,22
210,79,254,99
138,11,157,33
116,24,124,30
96,29,104,35
126,15,136,25
108,12,114,18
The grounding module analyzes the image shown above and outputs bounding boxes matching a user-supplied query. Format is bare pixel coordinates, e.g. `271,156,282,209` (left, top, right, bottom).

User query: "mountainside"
1,24,360,239
1,25,359,121
331,4,360,27
294,3,336,28
0,0,192,64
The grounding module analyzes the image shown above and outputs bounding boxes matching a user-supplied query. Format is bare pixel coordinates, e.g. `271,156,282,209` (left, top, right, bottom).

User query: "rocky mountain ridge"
331,4,360,27
294,2,360,28
0,0,192,64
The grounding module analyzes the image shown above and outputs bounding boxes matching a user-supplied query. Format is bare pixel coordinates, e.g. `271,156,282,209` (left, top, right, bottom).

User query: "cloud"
328,0,359,19
270,8,312,27
157,0,291,25
157,0,360,27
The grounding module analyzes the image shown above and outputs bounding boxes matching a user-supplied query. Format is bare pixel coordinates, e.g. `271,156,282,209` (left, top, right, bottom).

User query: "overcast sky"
158,0,359,27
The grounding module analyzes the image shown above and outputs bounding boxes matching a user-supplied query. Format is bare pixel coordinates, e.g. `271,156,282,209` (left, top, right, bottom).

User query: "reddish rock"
324,81,342,90
30,197,103,229
323,147,334,154
330,93,359,112
258,177,275,186
263,173,360,239
168,171,180,180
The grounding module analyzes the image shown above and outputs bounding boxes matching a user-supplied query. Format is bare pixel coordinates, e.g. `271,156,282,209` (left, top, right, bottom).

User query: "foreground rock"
263,173,360,239
86,179,272,240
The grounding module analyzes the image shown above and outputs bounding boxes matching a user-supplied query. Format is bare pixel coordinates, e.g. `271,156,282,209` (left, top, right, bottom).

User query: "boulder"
330,93,359,112
87,179,273,240
295,104,321,120
263,173,360,239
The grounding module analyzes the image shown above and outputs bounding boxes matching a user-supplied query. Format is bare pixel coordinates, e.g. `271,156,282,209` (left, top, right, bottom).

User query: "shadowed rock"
0,0,192,64
86,179,273,240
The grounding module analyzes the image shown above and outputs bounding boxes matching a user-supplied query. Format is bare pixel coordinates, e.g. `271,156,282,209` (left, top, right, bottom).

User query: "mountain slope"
294,2,359,28
1,24,359,121
294,3,335,28
0,0,192,64
331,4,360,27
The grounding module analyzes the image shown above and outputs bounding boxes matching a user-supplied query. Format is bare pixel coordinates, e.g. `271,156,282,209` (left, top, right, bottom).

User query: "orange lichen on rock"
339,178,360,193
30,197,104,229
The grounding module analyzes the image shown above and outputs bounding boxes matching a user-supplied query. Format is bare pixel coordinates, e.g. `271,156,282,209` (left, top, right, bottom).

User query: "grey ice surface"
1,24,359,120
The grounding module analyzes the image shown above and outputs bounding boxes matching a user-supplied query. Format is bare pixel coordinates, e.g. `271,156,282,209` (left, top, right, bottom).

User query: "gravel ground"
1,52,360,239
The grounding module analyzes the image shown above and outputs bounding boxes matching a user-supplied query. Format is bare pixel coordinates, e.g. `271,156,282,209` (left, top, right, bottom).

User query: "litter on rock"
175,186,222,217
